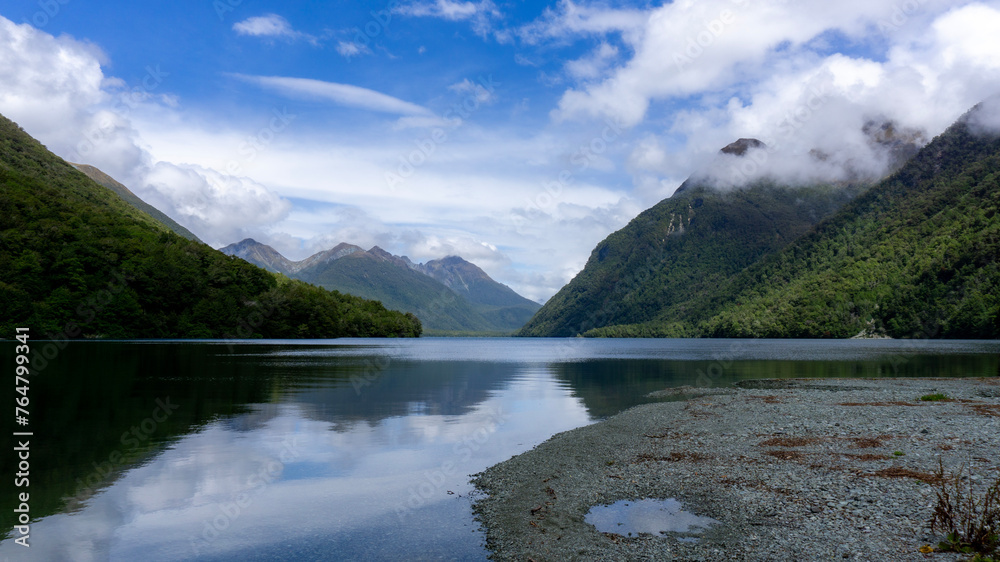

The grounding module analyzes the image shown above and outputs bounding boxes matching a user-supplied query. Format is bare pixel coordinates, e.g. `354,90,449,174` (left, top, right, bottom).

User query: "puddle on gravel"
585,498,719,538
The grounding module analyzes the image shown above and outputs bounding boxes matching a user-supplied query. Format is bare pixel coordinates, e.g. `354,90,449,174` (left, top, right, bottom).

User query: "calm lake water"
2,338,999,561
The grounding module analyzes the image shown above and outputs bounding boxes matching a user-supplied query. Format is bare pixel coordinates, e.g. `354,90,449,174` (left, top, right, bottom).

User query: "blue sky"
2,0,1000,301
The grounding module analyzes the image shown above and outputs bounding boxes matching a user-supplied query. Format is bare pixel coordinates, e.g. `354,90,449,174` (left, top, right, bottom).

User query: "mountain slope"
415,256,541,329
696,103,1000,338
221,237,297,274
222,240,540,333
0,114,421,339
519,173,864,337
527,102,999,339
71,163,202,243
298,250,493,332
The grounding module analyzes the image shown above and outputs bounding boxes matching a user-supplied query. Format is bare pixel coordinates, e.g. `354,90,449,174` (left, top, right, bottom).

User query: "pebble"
472,377,1000,561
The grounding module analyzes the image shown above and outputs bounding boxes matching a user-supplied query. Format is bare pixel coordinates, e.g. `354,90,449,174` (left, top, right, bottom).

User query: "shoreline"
471,377,1000,561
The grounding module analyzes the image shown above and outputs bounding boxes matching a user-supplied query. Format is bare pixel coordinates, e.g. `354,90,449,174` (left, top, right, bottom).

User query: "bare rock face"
720,138,766,156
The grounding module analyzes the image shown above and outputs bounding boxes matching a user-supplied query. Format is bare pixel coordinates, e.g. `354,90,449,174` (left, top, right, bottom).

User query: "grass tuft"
930,461,1000,558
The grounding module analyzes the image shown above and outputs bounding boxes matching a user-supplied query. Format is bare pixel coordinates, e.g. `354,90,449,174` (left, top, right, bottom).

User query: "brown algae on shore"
472,378,1000,561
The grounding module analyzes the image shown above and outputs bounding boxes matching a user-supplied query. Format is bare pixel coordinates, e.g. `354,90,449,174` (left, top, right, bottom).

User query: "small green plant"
921,393,951,401
894,451,906,457
930,461,1000,558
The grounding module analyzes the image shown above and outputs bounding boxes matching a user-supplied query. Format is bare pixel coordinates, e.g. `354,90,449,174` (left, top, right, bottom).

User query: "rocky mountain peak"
720,138,766,156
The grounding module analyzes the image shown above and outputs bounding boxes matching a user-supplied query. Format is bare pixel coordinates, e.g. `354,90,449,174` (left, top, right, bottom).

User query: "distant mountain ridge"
221,239,541,333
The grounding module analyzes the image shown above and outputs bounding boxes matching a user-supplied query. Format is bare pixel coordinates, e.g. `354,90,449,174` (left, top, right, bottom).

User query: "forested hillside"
0,114,421,339
522,102,1000,339
519,179,864,337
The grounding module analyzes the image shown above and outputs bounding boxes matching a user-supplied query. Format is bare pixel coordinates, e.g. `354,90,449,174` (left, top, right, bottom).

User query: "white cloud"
6,2,1000,304
968,95,1000,136
537,0,1000,193
233,74,433,116
0,17,106,155
233,14,317,44
448,78,496,104
143,162,292,247
564,42,619,81
0,15,292,251
516,0,648,45
335,40,369,58
397,0,502,37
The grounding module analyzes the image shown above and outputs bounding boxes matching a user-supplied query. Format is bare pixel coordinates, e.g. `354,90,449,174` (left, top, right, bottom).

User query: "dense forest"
0,114,421,339
521,102,1000,339
519,179,865,337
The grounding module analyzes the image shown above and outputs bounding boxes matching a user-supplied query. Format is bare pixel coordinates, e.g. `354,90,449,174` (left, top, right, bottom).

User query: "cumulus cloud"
564,42,619,81
551,1,999,126
0,15,293,250
142,163,292,247
538,0,1000,192
0,17,105,155
516,0,648,45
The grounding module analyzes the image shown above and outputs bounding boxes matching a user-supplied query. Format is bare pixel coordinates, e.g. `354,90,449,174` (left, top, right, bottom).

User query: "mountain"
0,113,421,339
221,237,298,274
70,163,202,243
521,101,1000,338
518,144,867,337
698,102,1000,338
222,240,541,333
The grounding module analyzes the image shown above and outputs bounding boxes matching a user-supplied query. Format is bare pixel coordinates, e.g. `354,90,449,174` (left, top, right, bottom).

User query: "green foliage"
260,248,540,334
300,254,502,333
921,393,951,401
0,114,420,339
520,178,862,337
931,462,1000,557
521,105,1000,340
701,112,1000,339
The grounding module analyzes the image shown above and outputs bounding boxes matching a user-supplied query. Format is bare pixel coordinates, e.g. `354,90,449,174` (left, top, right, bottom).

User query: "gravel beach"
471,378,1000,561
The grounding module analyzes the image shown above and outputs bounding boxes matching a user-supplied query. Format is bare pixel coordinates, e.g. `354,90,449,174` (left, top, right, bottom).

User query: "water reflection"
585,498,719,537
1,338,997,561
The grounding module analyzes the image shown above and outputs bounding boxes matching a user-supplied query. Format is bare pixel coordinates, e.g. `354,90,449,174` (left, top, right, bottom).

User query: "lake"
2,338,998,560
